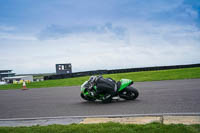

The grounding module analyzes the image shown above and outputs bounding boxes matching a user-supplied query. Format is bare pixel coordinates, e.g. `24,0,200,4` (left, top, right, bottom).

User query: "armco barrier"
44,63,200,80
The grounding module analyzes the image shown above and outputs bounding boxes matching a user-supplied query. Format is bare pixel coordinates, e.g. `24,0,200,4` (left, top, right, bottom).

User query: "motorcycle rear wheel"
119,86,139,100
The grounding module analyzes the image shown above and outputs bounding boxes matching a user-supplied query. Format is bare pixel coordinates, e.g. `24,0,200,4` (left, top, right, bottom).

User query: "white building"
3,75,33,84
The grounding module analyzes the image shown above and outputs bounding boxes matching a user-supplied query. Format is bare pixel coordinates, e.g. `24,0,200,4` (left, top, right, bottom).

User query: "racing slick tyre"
119,86,139,100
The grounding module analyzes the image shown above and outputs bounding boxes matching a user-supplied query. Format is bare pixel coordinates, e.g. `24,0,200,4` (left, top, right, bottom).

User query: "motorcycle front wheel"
80,93,96,101
119,86,139,100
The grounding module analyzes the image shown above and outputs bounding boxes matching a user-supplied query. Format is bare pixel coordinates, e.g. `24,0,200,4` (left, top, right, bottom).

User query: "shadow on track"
79,98,141,105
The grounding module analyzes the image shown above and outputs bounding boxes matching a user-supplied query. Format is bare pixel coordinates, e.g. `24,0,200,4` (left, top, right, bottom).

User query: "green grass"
0,67,200,90
0,122,200,133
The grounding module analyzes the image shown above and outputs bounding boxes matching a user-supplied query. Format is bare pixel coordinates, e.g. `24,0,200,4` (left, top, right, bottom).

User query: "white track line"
0,112,200,121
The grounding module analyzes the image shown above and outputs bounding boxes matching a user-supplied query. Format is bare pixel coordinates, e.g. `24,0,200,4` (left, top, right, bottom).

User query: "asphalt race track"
0,79,200,119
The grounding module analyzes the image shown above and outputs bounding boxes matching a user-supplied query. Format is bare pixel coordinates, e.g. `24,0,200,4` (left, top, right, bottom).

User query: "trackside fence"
44,63,200,80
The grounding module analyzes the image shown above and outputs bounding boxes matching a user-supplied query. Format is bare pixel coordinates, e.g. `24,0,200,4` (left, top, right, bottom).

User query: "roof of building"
56,63,71,65
0,70,12,73
0,72,15,75
3,75,32,79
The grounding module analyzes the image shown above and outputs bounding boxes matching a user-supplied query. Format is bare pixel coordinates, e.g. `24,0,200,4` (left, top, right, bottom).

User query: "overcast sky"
0,0,200,74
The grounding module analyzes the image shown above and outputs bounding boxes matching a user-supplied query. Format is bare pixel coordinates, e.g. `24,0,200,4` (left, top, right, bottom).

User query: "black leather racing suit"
94,76,117,99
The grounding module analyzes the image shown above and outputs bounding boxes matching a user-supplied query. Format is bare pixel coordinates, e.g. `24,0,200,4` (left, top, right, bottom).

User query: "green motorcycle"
80,77,139,103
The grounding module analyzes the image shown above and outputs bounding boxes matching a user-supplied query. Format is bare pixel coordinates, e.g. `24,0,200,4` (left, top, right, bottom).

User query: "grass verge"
0,67,200,90
0,122,200,133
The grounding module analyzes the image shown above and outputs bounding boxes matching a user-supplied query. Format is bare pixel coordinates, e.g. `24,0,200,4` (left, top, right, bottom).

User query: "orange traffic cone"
22,81,28,90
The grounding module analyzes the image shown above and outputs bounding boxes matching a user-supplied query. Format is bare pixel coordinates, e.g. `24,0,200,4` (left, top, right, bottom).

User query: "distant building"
3,75,33,84
56,63,72,74
0,70,15,81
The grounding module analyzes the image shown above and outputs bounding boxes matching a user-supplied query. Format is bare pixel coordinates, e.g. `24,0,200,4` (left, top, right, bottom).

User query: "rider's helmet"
88,76,97,83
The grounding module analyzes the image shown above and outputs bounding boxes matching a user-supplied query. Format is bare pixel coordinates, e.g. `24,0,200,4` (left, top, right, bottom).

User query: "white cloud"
37,23,126,40
0,32,37,41
0,25,16,31
0,25,37,41
0,21,200,74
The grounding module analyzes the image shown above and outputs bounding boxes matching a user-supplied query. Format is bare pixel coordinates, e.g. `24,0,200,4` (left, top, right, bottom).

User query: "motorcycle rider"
88,75,117,101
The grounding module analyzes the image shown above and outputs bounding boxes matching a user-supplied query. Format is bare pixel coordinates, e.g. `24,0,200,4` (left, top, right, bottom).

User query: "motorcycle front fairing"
81,81,89,96
81,81,98,98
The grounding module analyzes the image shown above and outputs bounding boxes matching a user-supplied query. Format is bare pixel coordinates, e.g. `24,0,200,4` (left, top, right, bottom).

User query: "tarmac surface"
0,79,200,119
